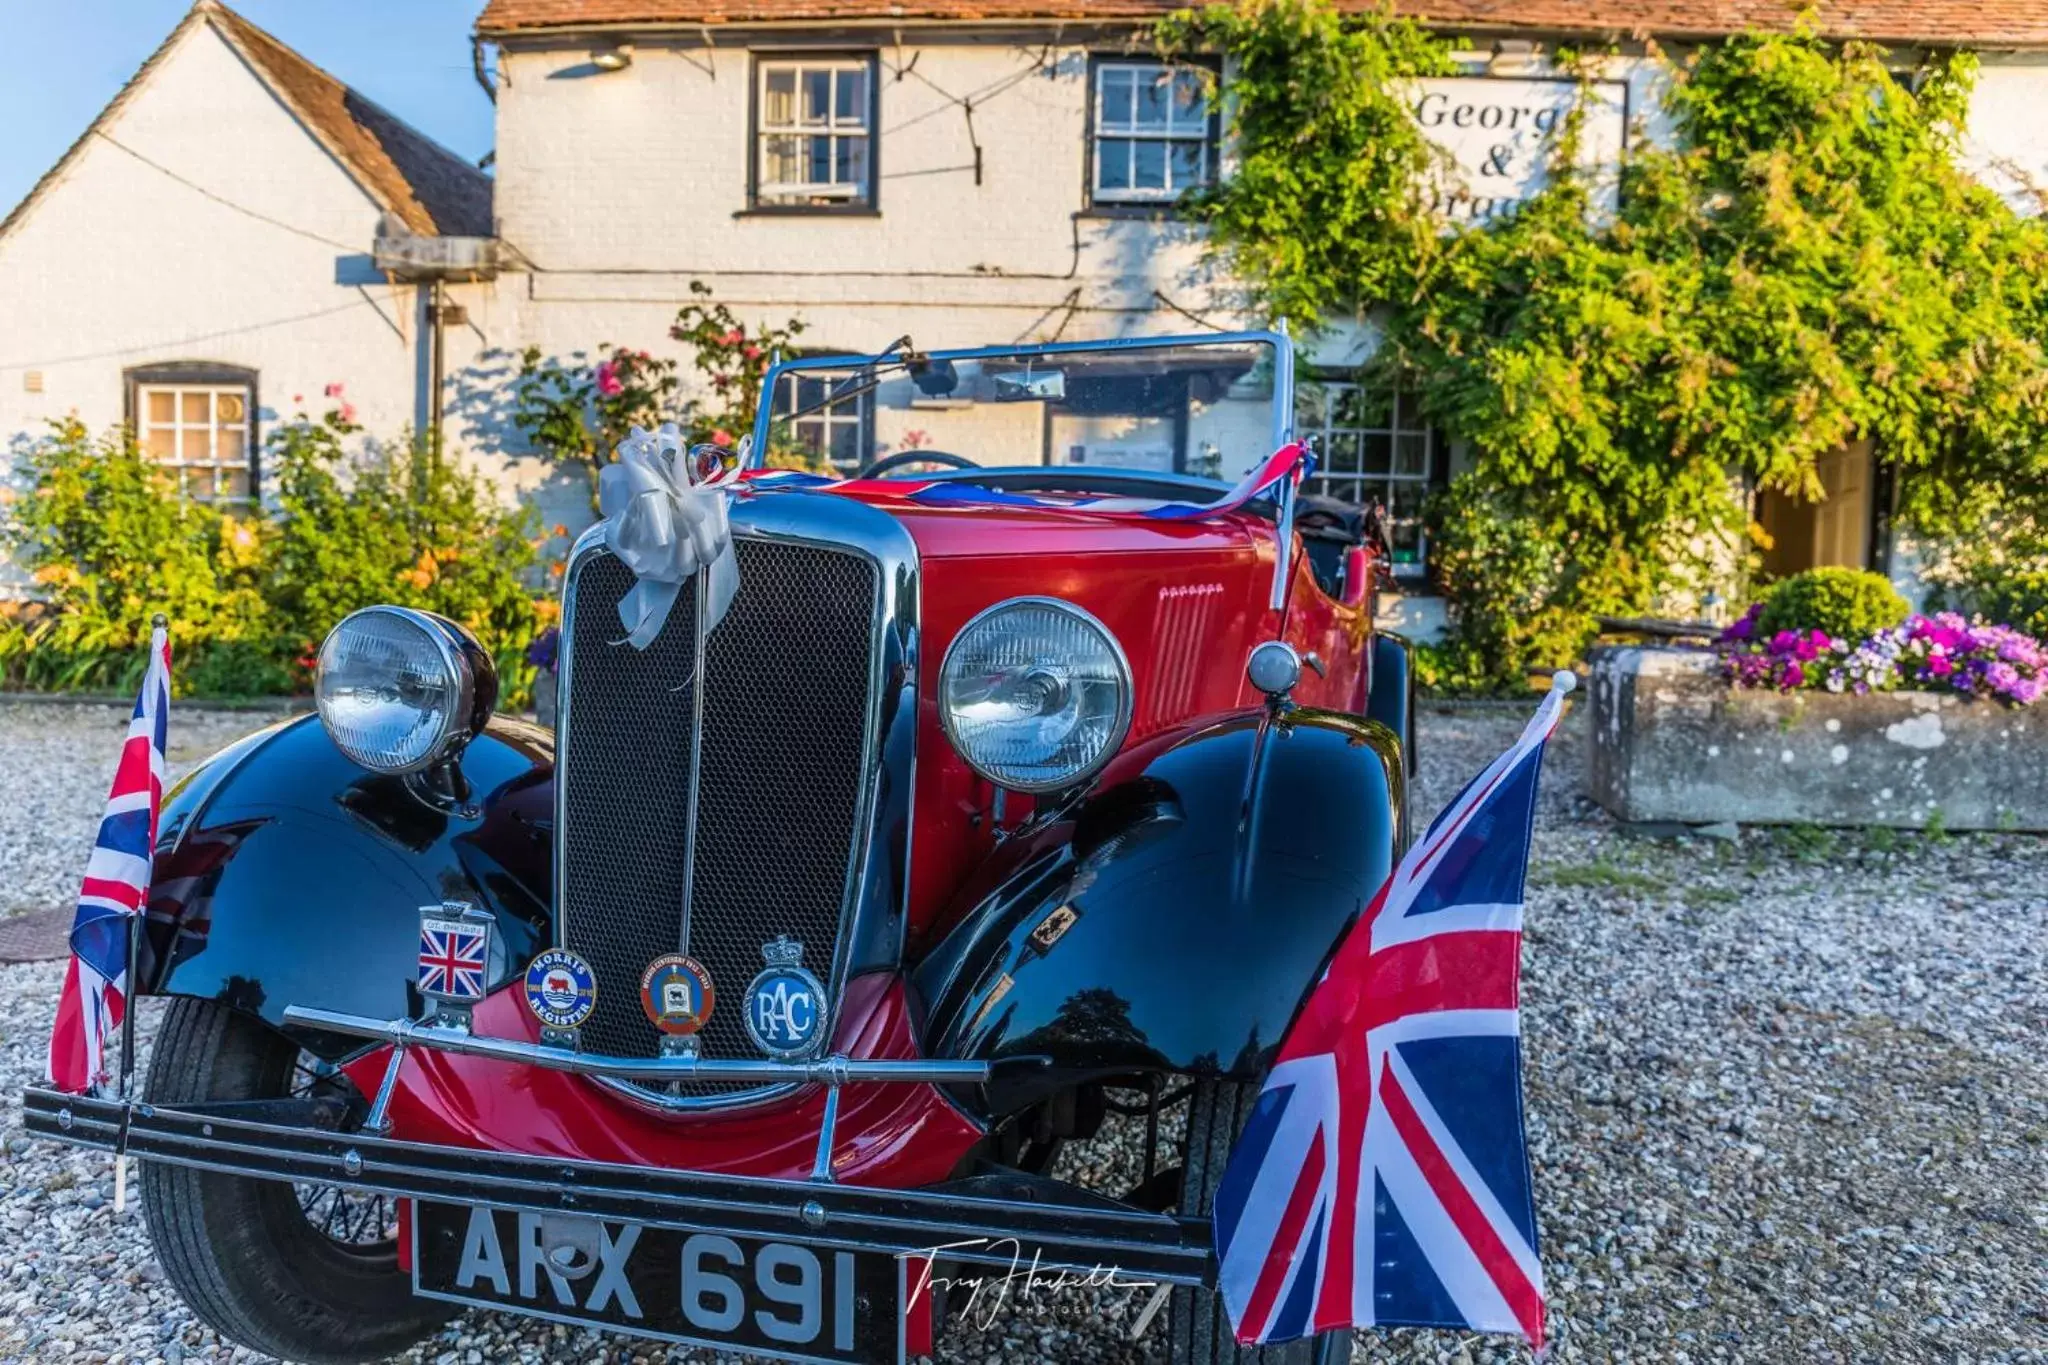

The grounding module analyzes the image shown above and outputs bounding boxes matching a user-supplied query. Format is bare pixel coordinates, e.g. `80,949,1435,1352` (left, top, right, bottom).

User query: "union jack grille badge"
417,901,493,1026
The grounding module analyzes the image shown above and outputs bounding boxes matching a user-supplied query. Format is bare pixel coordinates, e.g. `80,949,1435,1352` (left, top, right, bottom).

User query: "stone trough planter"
1587,645,2046,831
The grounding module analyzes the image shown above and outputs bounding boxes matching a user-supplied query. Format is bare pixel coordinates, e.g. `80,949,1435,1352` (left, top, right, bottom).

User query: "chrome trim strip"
555,496,921,1114
676,569,709,952
282,1006,990,1084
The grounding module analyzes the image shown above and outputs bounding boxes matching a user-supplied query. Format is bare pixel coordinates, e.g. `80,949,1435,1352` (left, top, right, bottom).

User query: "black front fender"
144,714,554,1057
914,706,1403,1118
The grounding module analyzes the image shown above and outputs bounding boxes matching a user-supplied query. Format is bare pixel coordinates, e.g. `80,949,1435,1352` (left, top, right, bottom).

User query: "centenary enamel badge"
640,954,716,1035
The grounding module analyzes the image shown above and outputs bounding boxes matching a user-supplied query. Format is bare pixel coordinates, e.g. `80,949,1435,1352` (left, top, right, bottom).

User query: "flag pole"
113,612,166,1213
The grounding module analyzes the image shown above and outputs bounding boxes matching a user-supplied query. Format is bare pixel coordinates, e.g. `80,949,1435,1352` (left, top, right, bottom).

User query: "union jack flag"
1213,674,1574,1350
418,917,489,1000
49,622,172,1095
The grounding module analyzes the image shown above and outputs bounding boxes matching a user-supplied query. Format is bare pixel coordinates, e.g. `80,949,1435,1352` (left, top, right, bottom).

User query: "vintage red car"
28,331,1415,1364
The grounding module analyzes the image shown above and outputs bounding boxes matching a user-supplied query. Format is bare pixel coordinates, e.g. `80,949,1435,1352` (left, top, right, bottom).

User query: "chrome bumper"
20,1087,1215,1286
281,1004,1005,1184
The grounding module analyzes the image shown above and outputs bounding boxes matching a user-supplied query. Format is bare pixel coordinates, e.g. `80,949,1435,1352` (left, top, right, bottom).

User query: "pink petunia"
324,382,345,398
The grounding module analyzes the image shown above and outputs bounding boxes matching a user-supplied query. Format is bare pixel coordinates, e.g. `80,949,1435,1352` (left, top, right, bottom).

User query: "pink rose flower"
324,382,345,398
594,361,624,398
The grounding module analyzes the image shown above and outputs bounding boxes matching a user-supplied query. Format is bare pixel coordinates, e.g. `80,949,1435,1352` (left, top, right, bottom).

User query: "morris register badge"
523,948,597,1044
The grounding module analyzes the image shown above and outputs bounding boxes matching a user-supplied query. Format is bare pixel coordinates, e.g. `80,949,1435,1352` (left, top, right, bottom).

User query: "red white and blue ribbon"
598,439,1311,650
743,440,1313,520
1212,673,1574,1351
50,622,171,1095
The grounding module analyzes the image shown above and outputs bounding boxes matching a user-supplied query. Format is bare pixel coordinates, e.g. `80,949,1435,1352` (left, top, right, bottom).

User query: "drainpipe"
429,279,447,454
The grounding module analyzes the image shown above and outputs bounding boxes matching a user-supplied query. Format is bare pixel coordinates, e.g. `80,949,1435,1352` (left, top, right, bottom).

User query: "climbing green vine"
1162,0,2048,690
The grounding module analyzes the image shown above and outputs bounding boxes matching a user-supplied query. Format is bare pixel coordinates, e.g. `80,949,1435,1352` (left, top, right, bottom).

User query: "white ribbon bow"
596,423,742,650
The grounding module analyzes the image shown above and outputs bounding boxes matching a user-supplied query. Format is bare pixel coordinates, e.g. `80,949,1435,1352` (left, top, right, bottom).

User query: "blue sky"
0,1,495,220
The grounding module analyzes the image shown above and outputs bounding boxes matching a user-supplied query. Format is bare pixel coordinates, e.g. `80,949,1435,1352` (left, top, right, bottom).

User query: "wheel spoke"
283,1049,398,1251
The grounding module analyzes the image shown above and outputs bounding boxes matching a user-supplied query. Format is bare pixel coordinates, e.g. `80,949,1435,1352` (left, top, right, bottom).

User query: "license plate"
412,1201,905,1364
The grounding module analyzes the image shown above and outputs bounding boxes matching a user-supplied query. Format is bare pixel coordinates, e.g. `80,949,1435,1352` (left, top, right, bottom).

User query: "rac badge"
743,936,828,1059
522,948,597,1045
640,954,715,1058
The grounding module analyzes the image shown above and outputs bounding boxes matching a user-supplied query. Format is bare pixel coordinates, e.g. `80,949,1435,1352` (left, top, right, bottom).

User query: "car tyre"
140,998,453,1365
1170,1079,1353,1365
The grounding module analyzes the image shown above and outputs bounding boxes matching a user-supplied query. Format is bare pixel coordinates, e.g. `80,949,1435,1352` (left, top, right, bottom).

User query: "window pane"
184,427,213,462
828,420,861,469
806,135,833,184
765,68,796,125
184,467,217,499
1133,139,1167,190
219,426,247,463
1394,433,1429,477
181,392,209,423
147,390,174,423
835,67,866,125
1170,139,1205,189
1100,68,1132,129
836,136,867,191
143,426,176,459
1098,138,1131,191
802,69,831,125
1171,69,1209,128
1333,385,1392,429
217,391,246,422
1294,381,1327,431
217,466,251,500
1324,431,1361,474
1360,433,1392,475
1135,68,1170,128
763,134,800,185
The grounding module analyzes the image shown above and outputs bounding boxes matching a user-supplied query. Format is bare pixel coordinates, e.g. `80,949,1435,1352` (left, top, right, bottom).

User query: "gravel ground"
0,700,2042,1364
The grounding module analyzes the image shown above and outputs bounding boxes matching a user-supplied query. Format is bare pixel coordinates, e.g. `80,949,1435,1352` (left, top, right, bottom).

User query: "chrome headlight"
315,607,495,774
939,597,1133,793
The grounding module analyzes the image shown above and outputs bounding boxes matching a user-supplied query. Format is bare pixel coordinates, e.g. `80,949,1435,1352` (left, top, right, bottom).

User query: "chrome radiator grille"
557,538,880,1086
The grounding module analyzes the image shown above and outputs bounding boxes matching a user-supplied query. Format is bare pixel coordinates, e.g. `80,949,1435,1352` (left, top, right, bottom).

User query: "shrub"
1754,568,1908,644
2,411,545,705
1422,475,1662,693
1,419,274,693
268,410,543,704
1978,570,2048,639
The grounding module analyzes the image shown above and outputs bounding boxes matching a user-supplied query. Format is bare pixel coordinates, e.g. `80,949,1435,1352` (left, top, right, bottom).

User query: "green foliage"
668,280,810,462
1754,567,1908,641
1925,511,2048,636
1162,0,2048,683
1159,0,1453,326
0,419,272,693
510,282,817,485
1422,474,1658,691
268,411,542,704
2,410,543,704
509,343,681,500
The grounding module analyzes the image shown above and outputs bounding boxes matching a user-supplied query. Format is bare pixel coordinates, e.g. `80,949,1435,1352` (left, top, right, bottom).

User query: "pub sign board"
1410,76,1630,223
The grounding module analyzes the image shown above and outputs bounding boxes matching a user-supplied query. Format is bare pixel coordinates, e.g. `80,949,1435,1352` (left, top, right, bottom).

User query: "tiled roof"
2,1,490,245
475,0,2048,48
207,3,492,236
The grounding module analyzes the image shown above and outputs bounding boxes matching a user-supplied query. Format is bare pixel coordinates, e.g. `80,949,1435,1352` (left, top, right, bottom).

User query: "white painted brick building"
4,0,2046,623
